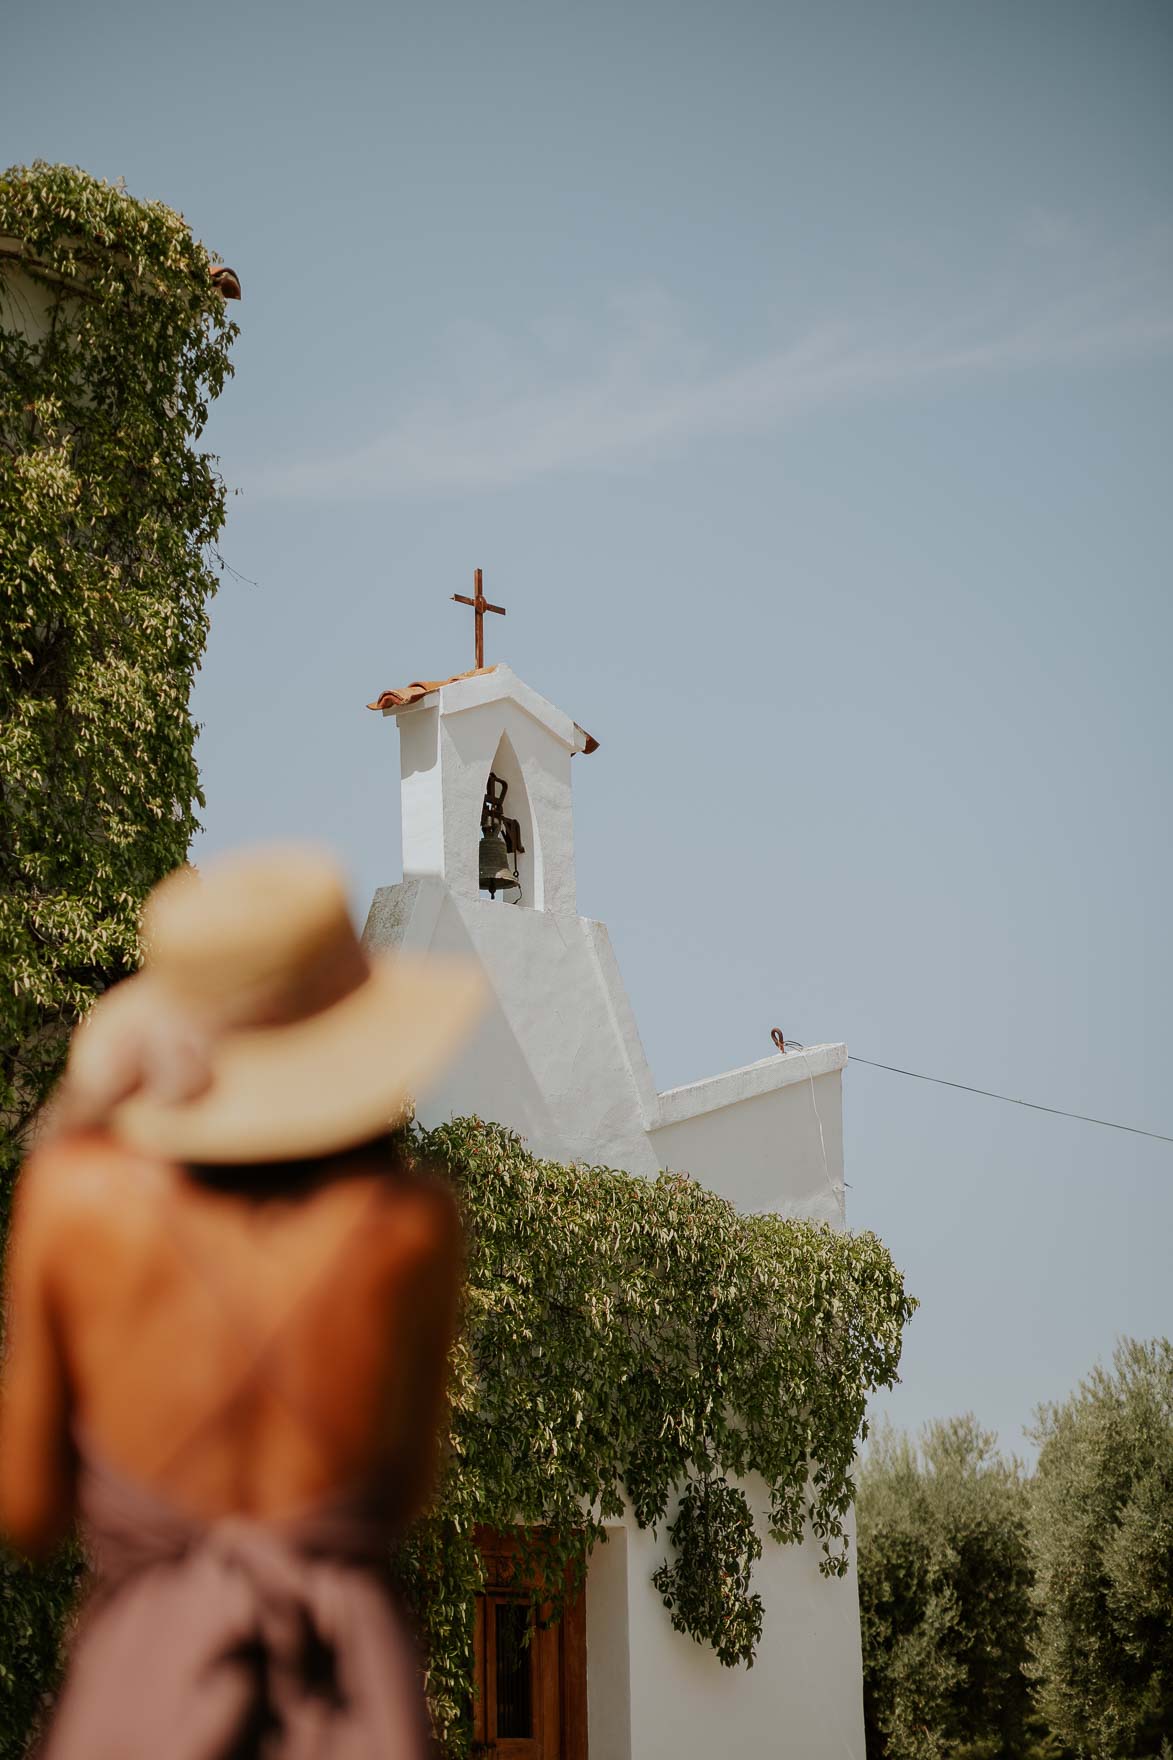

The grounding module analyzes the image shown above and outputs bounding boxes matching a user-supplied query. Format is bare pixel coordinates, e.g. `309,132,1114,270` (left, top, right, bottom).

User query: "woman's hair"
185,1129,410,1199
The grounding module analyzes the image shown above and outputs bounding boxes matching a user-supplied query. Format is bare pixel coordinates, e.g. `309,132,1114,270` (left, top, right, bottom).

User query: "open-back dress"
40,1169,434,1760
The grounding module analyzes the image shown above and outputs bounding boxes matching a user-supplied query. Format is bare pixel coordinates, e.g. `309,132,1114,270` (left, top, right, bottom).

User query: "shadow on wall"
415,886,561,1151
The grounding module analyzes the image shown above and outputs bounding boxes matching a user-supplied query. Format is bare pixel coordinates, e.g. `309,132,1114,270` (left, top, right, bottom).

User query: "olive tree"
856,1415,1036,1760
1029,1338,1173,1759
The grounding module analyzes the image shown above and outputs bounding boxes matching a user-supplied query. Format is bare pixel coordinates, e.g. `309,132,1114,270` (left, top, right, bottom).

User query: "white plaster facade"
364,663,864,1759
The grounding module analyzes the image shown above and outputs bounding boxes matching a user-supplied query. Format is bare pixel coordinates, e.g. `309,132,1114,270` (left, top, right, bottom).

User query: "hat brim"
109,952,486,1164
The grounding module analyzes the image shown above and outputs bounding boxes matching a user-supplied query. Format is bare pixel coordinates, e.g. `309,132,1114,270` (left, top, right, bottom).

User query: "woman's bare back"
4,1129,461,1541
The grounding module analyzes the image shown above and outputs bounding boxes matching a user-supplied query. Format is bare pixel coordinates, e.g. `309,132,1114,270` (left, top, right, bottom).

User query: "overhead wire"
775,1037,1170,1144
846,1054,1173,1145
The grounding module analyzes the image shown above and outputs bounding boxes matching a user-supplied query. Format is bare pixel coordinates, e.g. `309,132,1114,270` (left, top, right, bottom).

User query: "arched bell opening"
478,732,538,907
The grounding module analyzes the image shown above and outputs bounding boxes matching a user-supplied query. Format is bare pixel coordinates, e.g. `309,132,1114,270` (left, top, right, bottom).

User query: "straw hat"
82,846,485,1164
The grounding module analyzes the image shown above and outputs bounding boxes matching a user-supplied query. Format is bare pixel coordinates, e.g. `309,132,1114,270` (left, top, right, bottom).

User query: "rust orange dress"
39,1167,436,1760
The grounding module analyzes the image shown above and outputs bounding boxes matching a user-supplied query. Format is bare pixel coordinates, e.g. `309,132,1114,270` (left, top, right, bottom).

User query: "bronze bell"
479,832,520,899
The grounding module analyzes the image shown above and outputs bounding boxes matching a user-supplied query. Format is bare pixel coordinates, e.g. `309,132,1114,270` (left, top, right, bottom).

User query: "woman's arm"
4,977,210,1551
381,1181,464,1528
0,1148,76,1557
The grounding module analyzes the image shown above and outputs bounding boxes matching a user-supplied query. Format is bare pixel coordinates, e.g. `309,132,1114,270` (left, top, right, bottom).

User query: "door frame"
473,1526,587,1760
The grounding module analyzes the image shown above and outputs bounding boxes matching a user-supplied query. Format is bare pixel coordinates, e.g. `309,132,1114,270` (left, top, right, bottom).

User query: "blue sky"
9,0,1171,1455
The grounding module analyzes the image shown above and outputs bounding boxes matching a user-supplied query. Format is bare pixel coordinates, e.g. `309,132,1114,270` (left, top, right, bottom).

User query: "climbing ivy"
0,161,238,1210
0,1543,85,1759
398,1118,917,1756
653,1474,764,1668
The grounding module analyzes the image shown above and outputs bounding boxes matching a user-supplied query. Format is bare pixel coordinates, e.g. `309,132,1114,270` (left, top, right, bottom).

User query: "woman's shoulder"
362,1155,463,1263
19,1129,176,1232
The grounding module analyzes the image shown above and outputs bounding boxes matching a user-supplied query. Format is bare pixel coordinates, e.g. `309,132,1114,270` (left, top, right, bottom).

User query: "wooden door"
471,1529,587,1760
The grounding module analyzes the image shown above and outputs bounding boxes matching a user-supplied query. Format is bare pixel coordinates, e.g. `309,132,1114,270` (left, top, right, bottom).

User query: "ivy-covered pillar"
0,161,239,1209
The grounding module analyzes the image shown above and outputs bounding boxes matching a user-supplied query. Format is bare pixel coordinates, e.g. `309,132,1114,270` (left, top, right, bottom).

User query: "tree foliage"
856,1415,1036,1760
1028,1338,1173,1759
0,161,237,1207
0,1545,84,1759
397,1118,917,1756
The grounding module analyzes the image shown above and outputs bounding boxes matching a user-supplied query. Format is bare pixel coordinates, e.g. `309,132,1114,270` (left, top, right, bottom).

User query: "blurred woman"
0,848,484,1758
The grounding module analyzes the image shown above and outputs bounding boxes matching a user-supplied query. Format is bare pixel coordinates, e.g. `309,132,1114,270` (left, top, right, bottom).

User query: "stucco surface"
365,881,661,1173
621,1500,865,1760
584,1528,633,1760
393,679,579,914
650,1066,846,1220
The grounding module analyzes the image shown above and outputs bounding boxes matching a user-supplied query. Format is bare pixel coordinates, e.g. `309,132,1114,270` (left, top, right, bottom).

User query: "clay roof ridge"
366,666,497,713
366,665,599,755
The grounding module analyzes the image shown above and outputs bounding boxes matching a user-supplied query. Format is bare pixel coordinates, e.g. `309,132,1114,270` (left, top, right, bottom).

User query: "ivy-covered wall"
0,161,238,1210
398,1118,916,1757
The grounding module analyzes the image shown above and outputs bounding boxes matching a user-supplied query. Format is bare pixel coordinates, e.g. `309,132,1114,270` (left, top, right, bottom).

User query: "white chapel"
363,653,865,1760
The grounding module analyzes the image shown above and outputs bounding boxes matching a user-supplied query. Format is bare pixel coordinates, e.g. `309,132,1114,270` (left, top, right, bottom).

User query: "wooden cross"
452,567,506,669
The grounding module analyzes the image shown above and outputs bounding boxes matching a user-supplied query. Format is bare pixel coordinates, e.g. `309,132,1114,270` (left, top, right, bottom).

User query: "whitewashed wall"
604,1503,865,1760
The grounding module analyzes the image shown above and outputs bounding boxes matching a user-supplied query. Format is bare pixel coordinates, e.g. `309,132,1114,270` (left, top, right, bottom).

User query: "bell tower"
369,663,598,916
364,640,846,1213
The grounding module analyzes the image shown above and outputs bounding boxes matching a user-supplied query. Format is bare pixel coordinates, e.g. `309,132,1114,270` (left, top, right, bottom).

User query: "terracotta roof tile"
366,665,599,754
366,666,496,713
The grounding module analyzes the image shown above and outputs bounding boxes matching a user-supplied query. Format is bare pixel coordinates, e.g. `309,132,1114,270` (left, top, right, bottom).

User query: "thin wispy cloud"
250,235,1173,501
